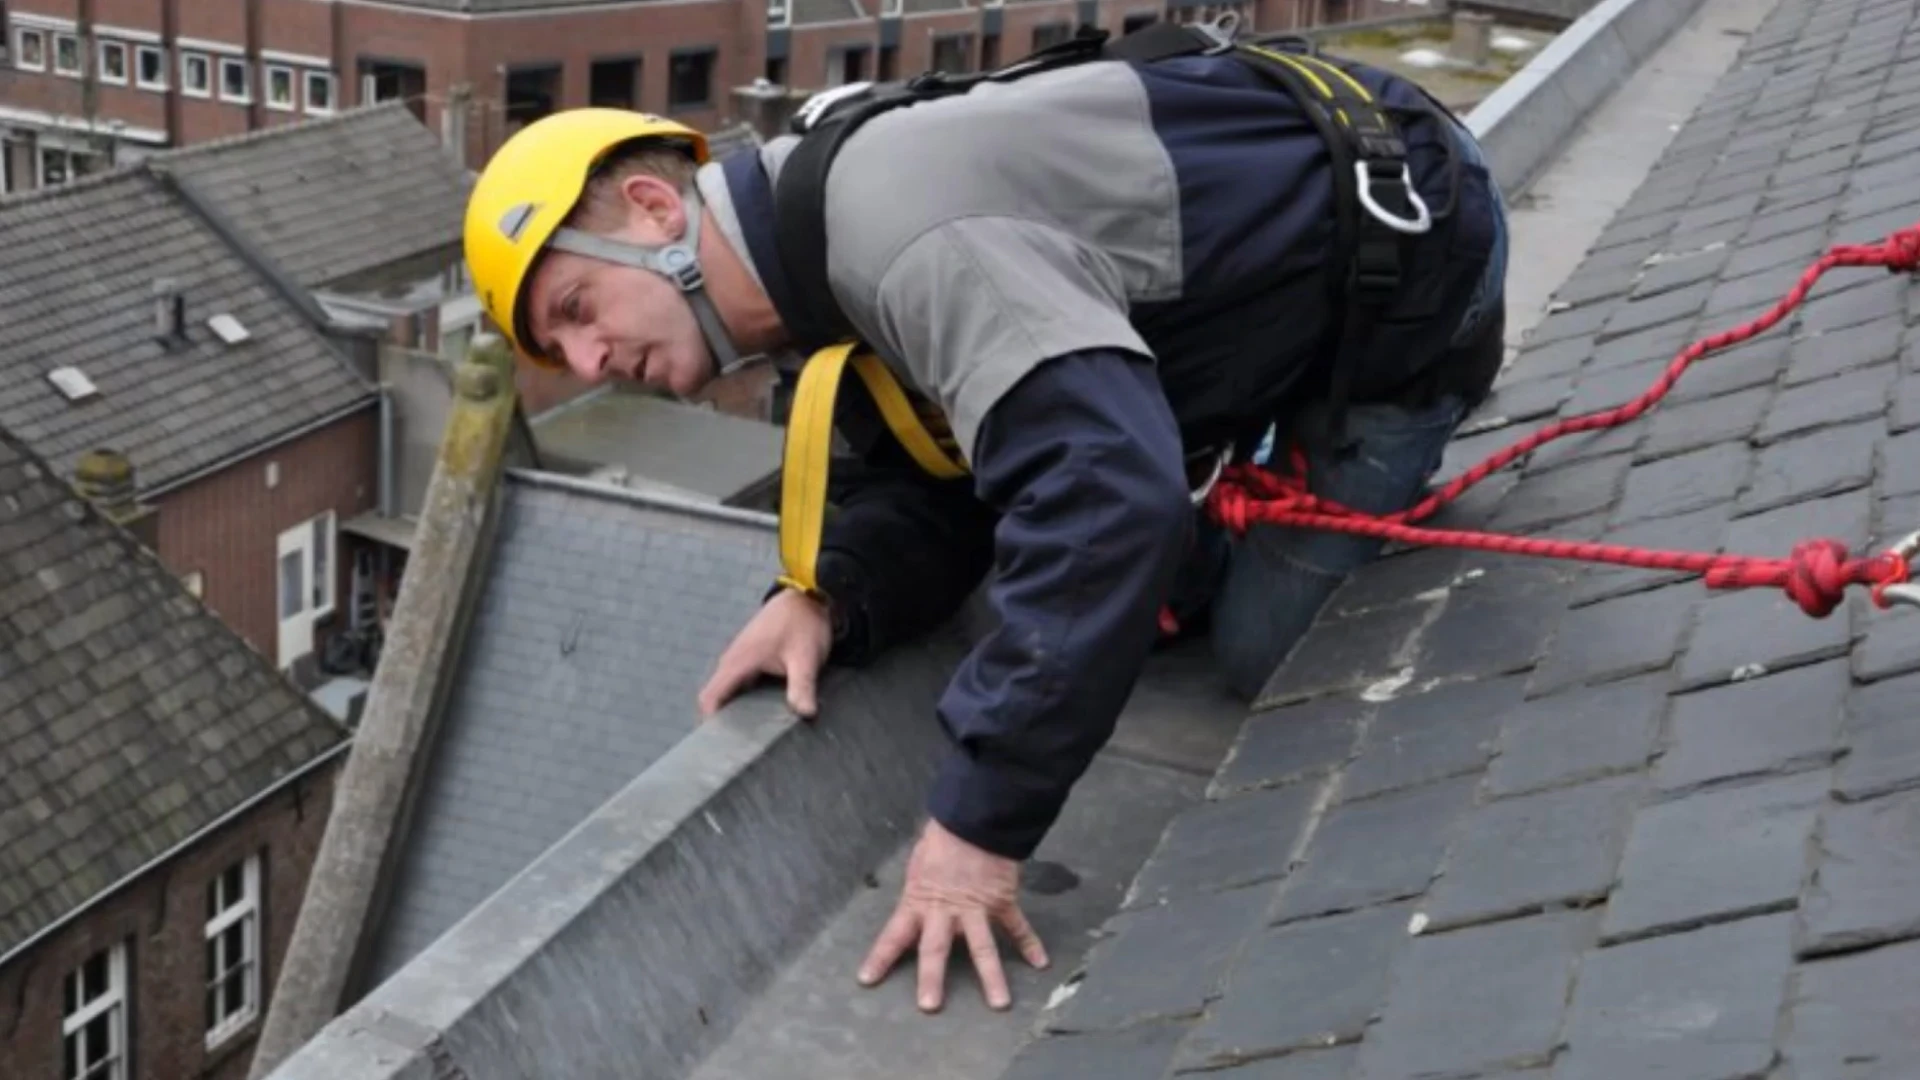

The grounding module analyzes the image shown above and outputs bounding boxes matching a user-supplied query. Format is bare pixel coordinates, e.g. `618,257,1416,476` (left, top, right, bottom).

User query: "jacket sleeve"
926,347,1193,861
808,440,1000,664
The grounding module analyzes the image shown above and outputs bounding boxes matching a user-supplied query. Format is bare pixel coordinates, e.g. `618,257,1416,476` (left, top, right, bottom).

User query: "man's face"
521,202,712,398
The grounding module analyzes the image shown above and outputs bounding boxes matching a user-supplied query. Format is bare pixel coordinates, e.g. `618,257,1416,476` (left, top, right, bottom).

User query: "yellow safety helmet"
462,108,731,371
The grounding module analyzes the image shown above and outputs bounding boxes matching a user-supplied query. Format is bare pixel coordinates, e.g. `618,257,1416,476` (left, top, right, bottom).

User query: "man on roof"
462,20,1508,1017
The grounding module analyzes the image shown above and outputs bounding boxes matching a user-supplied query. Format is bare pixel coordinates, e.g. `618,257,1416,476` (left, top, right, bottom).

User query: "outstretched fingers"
858,902,920,990
916,910,957,1013
963,909,1011,1010
996,902,1050,972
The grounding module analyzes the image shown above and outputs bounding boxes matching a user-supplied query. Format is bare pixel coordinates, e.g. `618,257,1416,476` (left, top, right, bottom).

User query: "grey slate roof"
153,102,471,290
363,470,782,981
1001,0,1920,1074
529,390,781,504
0,428,349,958
0,169,375,493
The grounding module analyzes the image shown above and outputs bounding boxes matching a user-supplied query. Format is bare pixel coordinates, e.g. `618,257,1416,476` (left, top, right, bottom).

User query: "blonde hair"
566,139,702,234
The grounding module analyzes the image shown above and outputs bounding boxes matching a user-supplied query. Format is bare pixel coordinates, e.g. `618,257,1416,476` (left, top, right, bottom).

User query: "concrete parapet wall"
1467,0,1713,196
259,625,972,1080
248,345,522,1079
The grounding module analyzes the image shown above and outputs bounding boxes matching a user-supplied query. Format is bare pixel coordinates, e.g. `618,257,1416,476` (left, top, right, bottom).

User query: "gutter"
0,738,352,971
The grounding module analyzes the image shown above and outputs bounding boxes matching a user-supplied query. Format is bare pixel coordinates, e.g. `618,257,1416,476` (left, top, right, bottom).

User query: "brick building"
0,0,1399,191
0,155,382,687
0,426,351,1080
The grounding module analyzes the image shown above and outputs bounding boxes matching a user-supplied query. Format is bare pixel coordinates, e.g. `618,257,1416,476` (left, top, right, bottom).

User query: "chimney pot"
153,278,184,343
74,448,160,549
1451,11,1495,67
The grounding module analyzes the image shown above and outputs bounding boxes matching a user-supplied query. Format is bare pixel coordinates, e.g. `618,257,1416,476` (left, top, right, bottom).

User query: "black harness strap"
769,21,1452,456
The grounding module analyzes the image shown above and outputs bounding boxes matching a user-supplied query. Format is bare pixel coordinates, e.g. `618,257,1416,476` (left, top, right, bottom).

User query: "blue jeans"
1188,119,1511,701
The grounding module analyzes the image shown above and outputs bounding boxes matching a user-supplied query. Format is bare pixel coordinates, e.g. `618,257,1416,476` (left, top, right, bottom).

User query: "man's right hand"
697,588,833,719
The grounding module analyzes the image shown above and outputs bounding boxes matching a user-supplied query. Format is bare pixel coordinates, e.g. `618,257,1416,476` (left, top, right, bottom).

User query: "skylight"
208,314,251,345
47,366,99,402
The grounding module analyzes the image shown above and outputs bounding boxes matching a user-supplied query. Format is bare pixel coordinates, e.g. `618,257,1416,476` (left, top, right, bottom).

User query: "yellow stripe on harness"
776,341,970,596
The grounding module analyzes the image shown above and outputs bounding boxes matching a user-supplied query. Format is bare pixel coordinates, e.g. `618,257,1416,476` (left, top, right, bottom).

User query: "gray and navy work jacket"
701,32,1507,860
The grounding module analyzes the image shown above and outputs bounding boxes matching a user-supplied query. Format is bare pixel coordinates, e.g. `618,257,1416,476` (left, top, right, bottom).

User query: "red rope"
1204,221,1920,619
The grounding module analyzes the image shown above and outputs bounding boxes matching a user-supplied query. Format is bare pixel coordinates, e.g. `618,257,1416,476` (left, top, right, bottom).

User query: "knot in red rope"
1780,539,1857,619
1887,226,1920,273
1209,464,1323,536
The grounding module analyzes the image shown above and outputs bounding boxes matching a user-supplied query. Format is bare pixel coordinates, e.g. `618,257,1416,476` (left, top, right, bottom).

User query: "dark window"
980,33,999,69
764,55,787,85
358,58,427,122
590,57,640,109
1031,22,1073,51
1122,12,1158,33
930,33,973,74
878,45,897,81
668,48,714,109
828,45,868,86
505,64,561,132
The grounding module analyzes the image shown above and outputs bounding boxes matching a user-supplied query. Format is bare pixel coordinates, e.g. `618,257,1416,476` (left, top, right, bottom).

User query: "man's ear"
617,173,686,241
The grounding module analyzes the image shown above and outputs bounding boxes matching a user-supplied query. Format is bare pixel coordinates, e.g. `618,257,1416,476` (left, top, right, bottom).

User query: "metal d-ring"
1356,161,1433,235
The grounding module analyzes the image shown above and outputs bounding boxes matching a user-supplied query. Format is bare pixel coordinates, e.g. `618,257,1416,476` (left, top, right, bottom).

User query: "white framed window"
218,55,249,102
53,31,81,76
264,65,295,110
276,510,335,668
98,40,127,84
37,145,102,188
63,941,129,1080
181,51,210,97
135,44,166,89
767,0,790,28
15,27,46,70
205,853,262,1047
303,70,335,113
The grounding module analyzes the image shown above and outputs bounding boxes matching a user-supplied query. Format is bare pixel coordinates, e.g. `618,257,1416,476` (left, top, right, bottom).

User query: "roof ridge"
151,99,428,163
504,466,779,533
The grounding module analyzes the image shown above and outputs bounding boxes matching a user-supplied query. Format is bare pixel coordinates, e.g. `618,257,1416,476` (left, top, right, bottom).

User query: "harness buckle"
1882,529,1920,609
1192,13,1240,55
1355,159,1433,235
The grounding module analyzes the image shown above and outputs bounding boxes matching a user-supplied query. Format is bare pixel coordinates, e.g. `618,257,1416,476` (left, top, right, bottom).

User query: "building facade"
0,0,1401,191
0,426,352,1080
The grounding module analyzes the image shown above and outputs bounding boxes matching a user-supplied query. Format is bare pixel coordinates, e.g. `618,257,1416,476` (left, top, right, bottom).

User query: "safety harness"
768,19,1452,597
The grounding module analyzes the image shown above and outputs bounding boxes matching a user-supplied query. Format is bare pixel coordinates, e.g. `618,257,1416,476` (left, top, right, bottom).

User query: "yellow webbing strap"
1240,45,1378,130
776,341,970,596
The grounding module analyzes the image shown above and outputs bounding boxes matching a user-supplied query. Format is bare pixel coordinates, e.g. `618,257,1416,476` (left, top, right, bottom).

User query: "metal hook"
1880,529,1920,609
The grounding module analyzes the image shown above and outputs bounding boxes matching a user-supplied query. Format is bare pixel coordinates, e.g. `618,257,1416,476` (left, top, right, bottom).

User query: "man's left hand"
858,818,1051,1013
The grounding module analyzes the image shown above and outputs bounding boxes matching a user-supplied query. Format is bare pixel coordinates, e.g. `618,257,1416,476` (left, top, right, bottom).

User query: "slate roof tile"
0,428,346,957
151,102,472,289
0,168,374,491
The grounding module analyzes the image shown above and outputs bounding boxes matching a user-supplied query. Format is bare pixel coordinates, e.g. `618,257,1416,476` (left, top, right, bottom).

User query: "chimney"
74,448,161,550
732,78,803,141
1451,11,1495,68
153,277,186,347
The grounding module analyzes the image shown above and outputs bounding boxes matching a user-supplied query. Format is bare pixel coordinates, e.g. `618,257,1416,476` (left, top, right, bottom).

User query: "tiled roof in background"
362,472,782,981
1000,0,1920,1073
153,102,472,290
0,168,375,493
0,428,349,958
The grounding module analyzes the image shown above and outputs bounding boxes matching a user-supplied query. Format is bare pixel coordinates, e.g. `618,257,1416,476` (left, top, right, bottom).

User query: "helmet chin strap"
547,186,752,381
